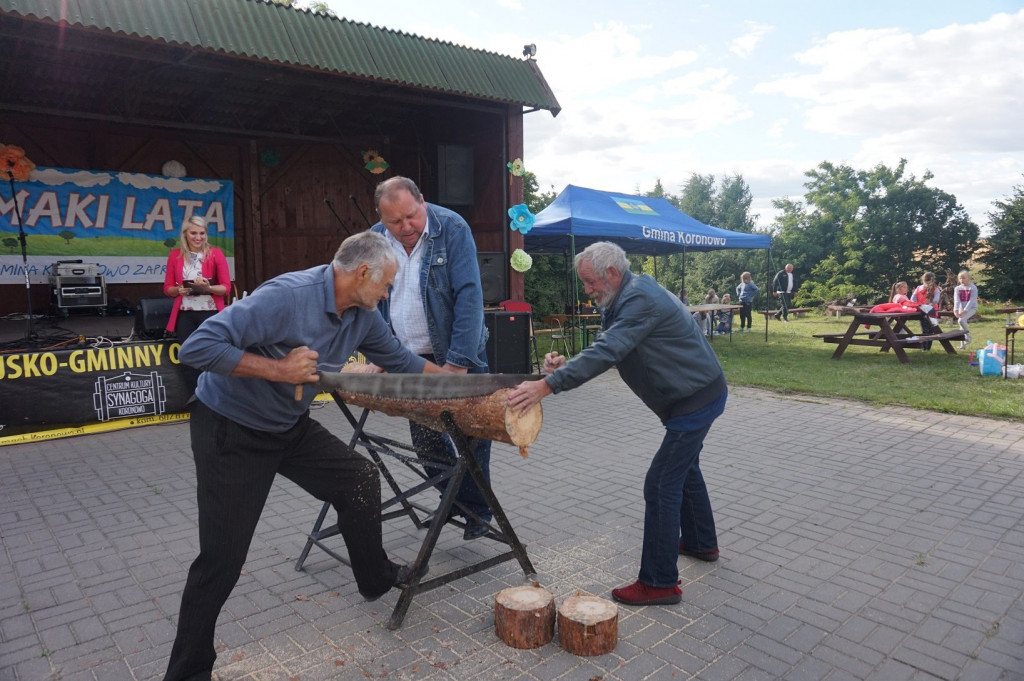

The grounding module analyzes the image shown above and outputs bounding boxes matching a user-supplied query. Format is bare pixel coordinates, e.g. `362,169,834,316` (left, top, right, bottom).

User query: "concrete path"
2,372,1022,681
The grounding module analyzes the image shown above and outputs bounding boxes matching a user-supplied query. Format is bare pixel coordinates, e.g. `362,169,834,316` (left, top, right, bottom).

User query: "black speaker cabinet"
437,144,474,205
477,252,506,305
485,310,531,374
135,297,173,340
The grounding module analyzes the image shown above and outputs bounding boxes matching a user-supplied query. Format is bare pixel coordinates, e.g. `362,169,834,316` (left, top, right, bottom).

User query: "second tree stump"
494,585,555,649
557,594,618,656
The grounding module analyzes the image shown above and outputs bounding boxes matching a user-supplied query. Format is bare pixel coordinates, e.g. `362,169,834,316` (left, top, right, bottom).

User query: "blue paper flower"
508,203,535,234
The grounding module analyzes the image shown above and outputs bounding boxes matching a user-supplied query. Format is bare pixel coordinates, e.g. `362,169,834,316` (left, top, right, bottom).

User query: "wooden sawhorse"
294,397,536,629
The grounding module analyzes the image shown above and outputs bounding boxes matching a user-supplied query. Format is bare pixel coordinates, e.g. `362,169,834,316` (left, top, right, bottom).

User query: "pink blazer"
162,247,231,331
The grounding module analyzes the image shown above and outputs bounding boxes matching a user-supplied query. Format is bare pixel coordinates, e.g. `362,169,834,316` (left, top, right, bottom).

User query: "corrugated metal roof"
0,0,561,114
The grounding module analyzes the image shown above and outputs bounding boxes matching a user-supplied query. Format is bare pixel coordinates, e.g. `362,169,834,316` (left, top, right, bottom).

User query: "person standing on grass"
507,241,727,608
952,270,978,350
735,272,758,332
771,263,796,321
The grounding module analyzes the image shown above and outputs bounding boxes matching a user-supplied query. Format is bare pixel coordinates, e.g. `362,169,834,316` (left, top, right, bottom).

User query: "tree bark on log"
557,594,618,656
332,367,542,455
494,586,555,649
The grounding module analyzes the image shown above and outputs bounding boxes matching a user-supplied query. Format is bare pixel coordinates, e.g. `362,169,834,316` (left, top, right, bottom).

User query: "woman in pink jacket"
163,215,231,391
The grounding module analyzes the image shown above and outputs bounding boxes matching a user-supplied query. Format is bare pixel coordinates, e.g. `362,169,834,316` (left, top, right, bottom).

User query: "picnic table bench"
760,307,812,319
816,310,966,364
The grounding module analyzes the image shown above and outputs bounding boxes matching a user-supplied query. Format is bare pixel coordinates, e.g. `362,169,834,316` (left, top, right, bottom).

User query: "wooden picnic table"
996,306,1024,326
688,303,741,341
813,310,966,364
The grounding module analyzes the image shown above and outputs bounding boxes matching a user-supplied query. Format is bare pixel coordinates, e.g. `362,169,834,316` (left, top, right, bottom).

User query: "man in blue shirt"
163,231,441,681
371,176,493,540
508,242,727,607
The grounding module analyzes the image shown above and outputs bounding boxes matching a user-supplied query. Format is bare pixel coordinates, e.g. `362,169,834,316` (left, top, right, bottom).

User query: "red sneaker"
678,543,719,562
611,580,682,606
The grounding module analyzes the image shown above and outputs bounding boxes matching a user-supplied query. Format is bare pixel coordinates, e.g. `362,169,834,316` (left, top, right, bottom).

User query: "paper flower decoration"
508,203,535,234
363,150,390,174
510,248,533,273
0,143,35,182
506,158,525,176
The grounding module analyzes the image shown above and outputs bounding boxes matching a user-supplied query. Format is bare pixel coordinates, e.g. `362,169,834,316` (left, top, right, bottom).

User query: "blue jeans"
638,424,718,587
410,423,492,521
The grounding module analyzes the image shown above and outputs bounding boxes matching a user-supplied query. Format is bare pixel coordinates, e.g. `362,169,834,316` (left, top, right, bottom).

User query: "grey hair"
575,242,630,279
374,176,423,211
332,231,399,283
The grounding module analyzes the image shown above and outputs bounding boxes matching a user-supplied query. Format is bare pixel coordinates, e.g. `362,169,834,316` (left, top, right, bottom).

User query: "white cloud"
117,173,225,194
730,21,774,58
755,10,1024,155
31,168,113,187
495,0,521,9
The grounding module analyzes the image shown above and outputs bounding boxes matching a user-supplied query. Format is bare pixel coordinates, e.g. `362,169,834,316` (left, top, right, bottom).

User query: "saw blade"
315,372,543,400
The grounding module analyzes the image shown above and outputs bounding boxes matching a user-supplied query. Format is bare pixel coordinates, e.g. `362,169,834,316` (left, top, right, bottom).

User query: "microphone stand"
6,172,36,341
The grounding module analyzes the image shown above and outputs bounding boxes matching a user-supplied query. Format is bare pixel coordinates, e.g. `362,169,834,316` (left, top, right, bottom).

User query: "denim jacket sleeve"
428,208,487,368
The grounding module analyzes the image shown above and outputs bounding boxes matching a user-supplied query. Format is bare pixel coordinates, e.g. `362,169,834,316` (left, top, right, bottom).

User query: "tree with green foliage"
3,237,17,254
522,171,565,317
673,173,768,308
58,230,76,245
270,0,335,15
164,238,178,249
978,180,1024,302
773,159,978,306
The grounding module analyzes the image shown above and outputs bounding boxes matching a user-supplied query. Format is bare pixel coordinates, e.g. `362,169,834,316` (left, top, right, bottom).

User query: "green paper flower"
510,249,533,273
506,158,525,176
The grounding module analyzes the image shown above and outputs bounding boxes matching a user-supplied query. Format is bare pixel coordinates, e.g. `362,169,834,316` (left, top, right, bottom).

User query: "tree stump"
557,594,618,656
494,585,555,649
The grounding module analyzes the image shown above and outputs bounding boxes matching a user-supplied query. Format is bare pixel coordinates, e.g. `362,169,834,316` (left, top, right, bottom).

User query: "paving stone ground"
1,371,1022,681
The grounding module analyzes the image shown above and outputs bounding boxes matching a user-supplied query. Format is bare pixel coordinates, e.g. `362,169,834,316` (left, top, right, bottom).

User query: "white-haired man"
163,231,442,681
508,241,727,606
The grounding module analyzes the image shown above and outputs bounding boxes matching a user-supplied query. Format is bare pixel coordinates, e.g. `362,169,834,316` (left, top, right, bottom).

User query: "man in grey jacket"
508,242,727,606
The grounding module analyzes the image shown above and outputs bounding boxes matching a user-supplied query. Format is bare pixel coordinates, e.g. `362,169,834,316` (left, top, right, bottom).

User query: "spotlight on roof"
523,43,537,59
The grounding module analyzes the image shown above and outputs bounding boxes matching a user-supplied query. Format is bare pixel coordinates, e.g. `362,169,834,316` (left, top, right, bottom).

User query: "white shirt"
385,226,432,355
180,250,216,311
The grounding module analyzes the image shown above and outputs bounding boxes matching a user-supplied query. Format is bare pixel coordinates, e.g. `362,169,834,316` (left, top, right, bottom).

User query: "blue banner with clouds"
0,167,234,284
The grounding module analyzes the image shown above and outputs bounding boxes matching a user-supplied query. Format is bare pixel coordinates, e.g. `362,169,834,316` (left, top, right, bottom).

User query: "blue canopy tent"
525,184,771,255
523,186,773,341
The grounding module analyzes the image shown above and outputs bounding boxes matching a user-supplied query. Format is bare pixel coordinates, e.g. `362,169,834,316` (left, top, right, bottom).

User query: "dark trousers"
778,292,792,320
411,355,493,521
410,422,492,520
163,401,397,681
739,302,753,329
920,315,941,350
639,424,718,587
173,310,217,395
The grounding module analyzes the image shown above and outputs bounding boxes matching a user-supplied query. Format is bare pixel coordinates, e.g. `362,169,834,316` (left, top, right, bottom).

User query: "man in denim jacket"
508,242,727,606
371,176,493,539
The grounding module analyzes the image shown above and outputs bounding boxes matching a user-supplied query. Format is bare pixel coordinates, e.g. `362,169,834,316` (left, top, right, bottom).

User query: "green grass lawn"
1,231,234,257
713,311,1022,420
561,308,1023,421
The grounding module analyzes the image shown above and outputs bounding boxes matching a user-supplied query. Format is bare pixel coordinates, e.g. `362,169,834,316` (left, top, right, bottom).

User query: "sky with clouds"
322,0,1024,232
